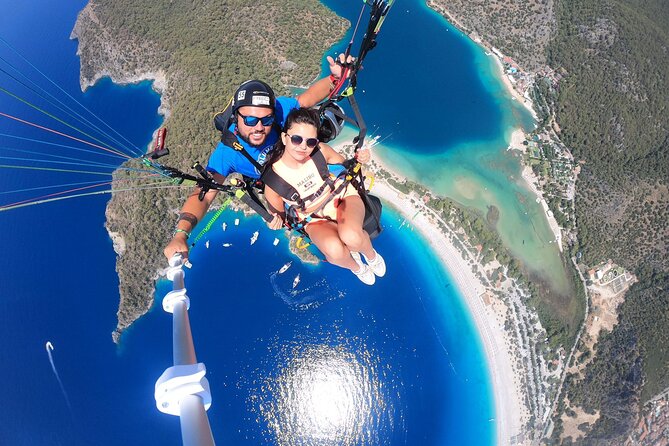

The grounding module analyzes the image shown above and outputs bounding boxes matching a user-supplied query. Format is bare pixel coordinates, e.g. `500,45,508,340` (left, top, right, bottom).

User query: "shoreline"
334,131,528,444
490,56,538,121
370,173,524,446
424,0,567,270
82,70,170,151
507,128,564,251
426,0,538,122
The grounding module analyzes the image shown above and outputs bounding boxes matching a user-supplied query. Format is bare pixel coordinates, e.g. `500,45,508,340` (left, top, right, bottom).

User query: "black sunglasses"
237,112,275,127
286,133,319,148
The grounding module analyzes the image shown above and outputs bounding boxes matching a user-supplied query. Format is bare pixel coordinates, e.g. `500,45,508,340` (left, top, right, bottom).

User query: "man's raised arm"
297,54,355,108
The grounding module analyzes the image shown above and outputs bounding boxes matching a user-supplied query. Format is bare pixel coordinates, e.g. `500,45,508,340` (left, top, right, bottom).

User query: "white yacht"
278,261,292,274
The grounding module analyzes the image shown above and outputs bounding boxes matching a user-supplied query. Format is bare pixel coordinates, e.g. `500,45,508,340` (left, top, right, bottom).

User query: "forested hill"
550,0,668,274
548,0,669,443
72,0,347,342
429,0,556,71
430,0,668,443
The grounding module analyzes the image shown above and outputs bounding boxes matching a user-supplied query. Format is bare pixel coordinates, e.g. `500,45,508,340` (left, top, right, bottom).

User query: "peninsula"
72,0,347,343
71,0,669,445
70,1,562,444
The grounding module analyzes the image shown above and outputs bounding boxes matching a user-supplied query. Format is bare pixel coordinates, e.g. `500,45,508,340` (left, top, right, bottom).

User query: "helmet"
318,103,345,143
232,80,276,113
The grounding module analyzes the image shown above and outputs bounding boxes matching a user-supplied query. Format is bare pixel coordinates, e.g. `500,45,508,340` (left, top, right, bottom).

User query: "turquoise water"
0,0,496,444
322,0,570,294
155,208,494,444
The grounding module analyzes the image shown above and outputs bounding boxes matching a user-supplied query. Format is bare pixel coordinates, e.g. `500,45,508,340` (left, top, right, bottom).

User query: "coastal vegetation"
428,0,556,71
549,0,669,276
560,268,669,444
73,0,347,340
429,0,668,441
545,0,669,442
430,0,669,437
389,176,582,351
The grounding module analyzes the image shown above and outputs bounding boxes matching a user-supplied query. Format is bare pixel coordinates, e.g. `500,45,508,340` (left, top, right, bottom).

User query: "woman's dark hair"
266,108,320,166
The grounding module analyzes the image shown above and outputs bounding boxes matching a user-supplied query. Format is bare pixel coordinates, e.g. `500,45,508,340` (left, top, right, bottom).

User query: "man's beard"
238,130,266,148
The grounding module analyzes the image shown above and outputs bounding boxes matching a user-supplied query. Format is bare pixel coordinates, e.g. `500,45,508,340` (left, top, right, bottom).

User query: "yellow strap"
213,96,233,120
341,86,354,97
366,171,376,191
296,237,311,250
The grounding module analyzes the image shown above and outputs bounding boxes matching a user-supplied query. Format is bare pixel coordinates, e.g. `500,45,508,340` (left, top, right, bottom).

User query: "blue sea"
0,1,500,444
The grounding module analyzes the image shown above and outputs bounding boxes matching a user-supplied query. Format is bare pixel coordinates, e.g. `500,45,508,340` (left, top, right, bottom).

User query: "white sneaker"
363,250,386,277
351,252,375,285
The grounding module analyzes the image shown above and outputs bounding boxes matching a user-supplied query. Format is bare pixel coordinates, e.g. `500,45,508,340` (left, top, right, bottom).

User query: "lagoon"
0,1,497,444
322,0,570,295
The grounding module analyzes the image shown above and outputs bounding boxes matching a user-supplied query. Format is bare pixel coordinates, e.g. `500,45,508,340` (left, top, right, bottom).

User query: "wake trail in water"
45,341,73,413
413,289,460,378
269,268,344,310
399,255,461,379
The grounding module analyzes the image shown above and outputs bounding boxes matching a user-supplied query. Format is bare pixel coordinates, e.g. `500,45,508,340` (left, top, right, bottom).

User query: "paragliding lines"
0,36,142,157
0,132,131,161
0,34,186,212
0,111,131,159
0,62,140,157
0,177,178,211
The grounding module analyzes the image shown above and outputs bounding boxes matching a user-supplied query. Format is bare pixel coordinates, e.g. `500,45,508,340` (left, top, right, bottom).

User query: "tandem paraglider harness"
141,0,393,247
260,146,383,243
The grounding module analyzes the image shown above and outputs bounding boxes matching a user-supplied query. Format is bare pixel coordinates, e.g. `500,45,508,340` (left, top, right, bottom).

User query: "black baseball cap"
232,80,276,113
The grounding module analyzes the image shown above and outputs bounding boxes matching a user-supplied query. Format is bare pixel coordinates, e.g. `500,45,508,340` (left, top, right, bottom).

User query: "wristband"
173,228,190,239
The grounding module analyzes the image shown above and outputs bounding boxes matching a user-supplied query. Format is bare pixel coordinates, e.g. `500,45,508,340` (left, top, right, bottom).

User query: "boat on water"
250,231,259,245
278,261,292,274
273,238,279,246
223,243,232,247
292,274,300,289
222,222,227,231
234,218,239,226
205,240,209,248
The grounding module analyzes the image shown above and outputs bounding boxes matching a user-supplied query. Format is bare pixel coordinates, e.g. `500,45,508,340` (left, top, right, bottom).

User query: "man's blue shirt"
206,96,299,179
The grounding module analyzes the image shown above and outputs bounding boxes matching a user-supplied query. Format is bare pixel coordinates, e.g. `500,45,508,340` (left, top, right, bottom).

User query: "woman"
263,108,385,285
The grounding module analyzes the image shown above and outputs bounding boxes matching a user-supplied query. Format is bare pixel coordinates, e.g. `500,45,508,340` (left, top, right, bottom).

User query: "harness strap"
220,129,264,172
261,147,333,212
301,167,382,240
216,104,282,175
283,160,364,232
303,166,355,219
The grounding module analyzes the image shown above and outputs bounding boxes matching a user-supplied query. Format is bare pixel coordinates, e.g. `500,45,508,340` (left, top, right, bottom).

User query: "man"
164,55,351,260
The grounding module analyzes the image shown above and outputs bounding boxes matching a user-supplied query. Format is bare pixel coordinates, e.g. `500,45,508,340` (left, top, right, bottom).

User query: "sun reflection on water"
256,341,392,445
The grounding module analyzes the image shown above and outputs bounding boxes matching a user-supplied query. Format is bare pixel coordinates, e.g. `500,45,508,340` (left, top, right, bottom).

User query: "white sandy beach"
333,54,558,442
369,176,525,445
508,128,564,252
353,45,568,436
490,55,538,121
348,133,528,444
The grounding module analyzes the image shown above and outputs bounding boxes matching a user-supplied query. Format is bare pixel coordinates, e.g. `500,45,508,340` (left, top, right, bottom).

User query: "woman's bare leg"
305,221,359,271
336,195,375,259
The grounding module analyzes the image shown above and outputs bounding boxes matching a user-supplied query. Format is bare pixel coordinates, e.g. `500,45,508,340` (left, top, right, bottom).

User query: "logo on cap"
252,96,270,106
237,90,246,101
